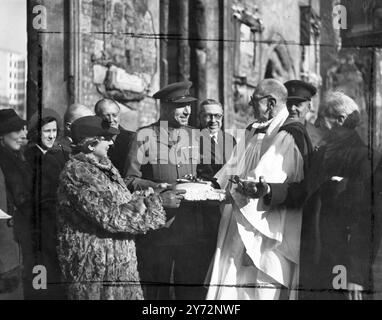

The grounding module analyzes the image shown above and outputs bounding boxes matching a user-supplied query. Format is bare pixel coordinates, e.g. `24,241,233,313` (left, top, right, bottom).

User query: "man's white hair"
325,91,361,129
254,79,288,104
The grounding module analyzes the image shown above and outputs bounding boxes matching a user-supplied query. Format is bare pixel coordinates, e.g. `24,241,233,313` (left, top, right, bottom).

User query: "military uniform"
126,122,199,189
125,81,214,300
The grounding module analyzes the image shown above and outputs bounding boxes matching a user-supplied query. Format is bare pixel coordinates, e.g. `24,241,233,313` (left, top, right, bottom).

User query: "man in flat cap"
125,81,211,300
284,80,328,148
281,80,318,174
284,80,316,122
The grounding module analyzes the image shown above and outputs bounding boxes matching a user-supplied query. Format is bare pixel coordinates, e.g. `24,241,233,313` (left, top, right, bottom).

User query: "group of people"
0,77,381,300
207,79,382,300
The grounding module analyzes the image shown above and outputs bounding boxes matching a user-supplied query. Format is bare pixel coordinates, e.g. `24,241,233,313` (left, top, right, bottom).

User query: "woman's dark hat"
284,80,317,102
28,108,63,133
153,81,198,105
71,116,120,144
0,109,27,136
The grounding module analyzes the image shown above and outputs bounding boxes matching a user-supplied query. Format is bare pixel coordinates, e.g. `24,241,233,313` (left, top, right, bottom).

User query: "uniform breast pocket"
179,146,200,165
177,147,199,178
150,146,177,182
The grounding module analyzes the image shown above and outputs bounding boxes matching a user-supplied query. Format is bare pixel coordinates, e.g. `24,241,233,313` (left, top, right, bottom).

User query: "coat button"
177,164,181,168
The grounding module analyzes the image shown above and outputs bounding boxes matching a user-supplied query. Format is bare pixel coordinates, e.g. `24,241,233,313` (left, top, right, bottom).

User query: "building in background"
320,0,382,150
0,49,26,117
26,0,322,132
25,0,382,148
20,0,382,300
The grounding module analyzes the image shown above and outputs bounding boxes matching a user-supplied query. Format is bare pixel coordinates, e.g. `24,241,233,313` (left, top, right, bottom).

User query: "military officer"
125,81,213,300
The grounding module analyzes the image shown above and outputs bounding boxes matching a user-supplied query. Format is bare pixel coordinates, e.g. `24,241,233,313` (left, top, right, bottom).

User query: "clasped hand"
232,175,270,199
156,183,186,208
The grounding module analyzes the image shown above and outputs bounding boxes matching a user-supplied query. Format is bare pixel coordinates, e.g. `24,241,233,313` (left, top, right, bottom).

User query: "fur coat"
57,152,166,300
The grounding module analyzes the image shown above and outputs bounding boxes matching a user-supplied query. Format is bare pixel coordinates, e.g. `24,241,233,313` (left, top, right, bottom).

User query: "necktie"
211,135,216,165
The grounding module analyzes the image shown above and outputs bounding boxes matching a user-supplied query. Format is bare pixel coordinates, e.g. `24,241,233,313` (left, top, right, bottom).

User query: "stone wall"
78,0,160,131
204,0,221,102
27,0,160,130
224,0,321,129
27,0,69,119
72,0,317,132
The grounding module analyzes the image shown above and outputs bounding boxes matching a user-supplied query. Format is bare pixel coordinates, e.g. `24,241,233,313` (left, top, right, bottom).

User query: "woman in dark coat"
292,92,382,300
0,165,23,300
25,108,68,299
0,109,33,299
56,116,179,300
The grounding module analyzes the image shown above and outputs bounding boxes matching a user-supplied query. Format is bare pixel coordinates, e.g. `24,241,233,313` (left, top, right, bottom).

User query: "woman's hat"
0,109,27,136
28,108,63,133
71,116,120,144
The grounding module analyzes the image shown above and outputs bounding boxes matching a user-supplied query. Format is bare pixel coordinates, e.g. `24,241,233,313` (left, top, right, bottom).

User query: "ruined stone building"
27,0,321,129
26,0,382,150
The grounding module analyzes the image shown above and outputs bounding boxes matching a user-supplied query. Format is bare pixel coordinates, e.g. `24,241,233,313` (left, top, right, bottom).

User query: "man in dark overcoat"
94,98,135,176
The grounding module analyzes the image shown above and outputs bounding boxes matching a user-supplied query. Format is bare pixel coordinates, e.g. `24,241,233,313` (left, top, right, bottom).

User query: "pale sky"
0,0,27,55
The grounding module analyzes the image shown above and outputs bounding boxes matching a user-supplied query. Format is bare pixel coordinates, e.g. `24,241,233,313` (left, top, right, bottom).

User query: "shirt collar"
36,144,48,155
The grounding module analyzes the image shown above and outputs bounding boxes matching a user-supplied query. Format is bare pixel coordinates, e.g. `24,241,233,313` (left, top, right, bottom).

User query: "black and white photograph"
1,0,382,309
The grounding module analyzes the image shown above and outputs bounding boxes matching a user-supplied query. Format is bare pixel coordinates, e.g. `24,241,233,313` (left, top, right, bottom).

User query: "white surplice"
206,107,304,300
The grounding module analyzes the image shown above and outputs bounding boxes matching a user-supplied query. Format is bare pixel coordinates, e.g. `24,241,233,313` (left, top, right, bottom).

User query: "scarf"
215,106,289,189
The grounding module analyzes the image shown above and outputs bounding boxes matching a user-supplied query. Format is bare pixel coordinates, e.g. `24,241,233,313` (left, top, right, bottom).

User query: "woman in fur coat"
56,116,183,300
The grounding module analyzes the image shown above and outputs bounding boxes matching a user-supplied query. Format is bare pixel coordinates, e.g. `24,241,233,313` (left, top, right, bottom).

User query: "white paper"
331,176,344,182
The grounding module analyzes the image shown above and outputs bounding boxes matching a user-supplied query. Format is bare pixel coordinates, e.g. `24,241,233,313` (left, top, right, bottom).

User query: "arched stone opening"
263,43,296,82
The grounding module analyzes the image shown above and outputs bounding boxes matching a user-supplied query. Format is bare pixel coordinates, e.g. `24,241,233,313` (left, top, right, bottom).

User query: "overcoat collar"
72,153,125,186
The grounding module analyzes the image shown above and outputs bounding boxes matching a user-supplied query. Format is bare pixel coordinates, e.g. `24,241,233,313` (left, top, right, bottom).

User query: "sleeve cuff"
267,183,289,206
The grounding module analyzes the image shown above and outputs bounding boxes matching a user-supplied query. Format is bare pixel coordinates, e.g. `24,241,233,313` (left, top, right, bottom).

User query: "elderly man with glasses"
207,79,310,300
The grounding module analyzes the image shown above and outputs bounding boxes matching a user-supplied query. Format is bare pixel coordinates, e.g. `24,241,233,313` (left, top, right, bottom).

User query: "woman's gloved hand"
159,189,186,209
